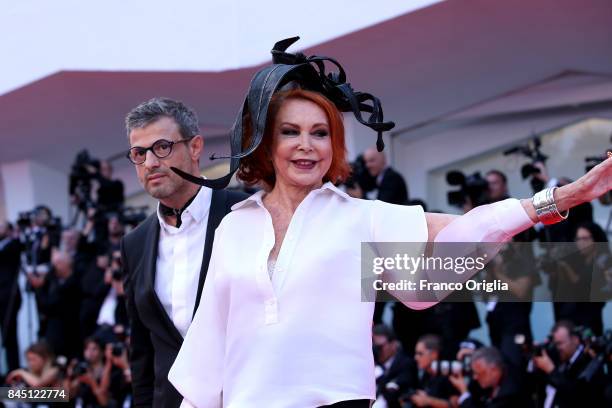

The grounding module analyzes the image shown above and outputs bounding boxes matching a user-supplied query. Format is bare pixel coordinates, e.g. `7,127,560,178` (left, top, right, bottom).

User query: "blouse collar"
231,181,350,211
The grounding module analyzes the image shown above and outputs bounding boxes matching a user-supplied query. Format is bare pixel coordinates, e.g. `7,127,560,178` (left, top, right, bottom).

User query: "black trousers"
319,400,371,408
0,302,20,373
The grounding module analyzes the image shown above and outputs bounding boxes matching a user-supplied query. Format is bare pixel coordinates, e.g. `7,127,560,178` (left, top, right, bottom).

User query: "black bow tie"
159,188,200,228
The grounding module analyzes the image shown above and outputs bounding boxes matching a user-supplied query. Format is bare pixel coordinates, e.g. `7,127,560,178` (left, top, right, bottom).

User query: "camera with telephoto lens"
503,136,548,193
446,170,490,208
429,355,473,377
514,333,556,359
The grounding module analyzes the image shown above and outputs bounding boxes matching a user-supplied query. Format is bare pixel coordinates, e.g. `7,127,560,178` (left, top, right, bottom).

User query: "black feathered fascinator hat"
171,36,395,189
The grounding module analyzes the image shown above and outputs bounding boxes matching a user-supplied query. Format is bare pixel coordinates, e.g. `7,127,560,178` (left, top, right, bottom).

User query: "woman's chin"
279,174,324,190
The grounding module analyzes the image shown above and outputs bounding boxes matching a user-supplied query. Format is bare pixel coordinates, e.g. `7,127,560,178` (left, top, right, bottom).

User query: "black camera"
111,342,124,357
72,361,90,378
446,170,490,208
344,154,376,192
112,270,123,281
514,333,556,359
503,137,548,193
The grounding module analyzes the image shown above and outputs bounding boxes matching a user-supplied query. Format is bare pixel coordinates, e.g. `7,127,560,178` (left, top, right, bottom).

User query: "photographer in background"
5,341,60,390
80,247,113,340
65,337,111,408
485,170,509,202
372,324,416,408
550,222,610,335
20,205,61,278
100,334,132,407
0,221,23,373
404,334,458,408
363,147,409,205
450,347,526,407
34,250,81,360
532,320,605,407
97,247,129,329
96,160,125,214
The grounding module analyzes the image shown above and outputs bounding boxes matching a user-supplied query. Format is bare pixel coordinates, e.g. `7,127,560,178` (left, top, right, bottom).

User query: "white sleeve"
371,200,428,243
369,198,534,310
424,198,535,303
434,198,534,243
179,398,196,408
370,200,431,309
168,224,228,408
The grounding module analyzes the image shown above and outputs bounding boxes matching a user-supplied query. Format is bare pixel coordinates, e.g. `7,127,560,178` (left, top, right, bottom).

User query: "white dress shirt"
155,186,212,337
169,182,534,408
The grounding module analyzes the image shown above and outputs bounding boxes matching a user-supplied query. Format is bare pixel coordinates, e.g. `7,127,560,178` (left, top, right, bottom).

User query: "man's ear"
190,135,204,160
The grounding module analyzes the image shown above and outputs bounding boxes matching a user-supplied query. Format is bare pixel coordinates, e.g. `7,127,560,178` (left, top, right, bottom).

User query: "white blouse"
169,182,534,408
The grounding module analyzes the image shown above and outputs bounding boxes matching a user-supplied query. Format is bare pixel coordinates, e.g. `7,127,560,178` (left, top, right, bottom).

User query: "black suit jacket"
0,238,22,309
376,351,417,408
122,189,247,408
377,167,409,205
459,371,527,408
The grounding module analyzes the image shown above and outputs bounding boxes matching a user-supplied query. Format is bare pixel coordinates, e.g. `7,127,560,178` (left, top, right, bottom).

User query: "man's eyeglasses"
126,137,193,165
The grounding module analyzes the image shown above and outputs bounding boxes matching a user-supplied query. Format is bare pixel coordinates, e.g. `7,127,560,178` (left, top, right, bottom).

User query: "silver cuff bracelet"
532,186,569,225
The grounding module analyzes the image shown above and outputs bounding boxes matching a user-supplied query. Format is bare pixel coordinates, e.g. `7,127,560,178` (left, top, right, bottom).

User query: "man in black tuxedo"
532,320,606,407
450,347,528,408
372,325,417,408
363,147,409,205
122,98,247,408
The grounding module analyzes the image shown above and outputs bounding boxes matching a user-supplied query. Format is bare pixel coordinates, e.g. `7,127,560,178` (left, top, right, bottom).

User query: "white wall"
0,160,69,224
393,108,612,211
427,118,612,226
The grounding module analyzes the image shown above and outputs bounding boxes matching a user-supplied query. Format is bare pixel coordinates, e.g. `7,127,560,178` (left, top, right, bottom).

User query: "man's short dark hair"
552,320,578,337
125,97,200,140
472,346,505,370
373,324,396,342
486,169,507,184
417,334,442,353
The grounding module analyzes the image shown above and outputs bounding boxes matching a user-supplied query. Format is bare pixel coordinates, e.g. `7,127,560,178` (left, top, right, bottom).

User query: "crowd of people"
0,132,610,407
346,150,611,407
0,162,133,407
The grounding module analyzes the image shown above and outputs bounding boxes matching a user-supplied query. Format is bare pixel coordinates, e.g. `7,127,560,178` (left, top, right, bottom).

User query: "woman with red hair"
168,88,611,408
168,39,612,408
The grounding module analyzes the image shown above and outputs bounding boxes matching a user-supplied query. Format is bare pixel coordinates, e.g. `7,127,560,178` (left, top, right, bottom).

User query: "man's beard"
148,174,186,199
